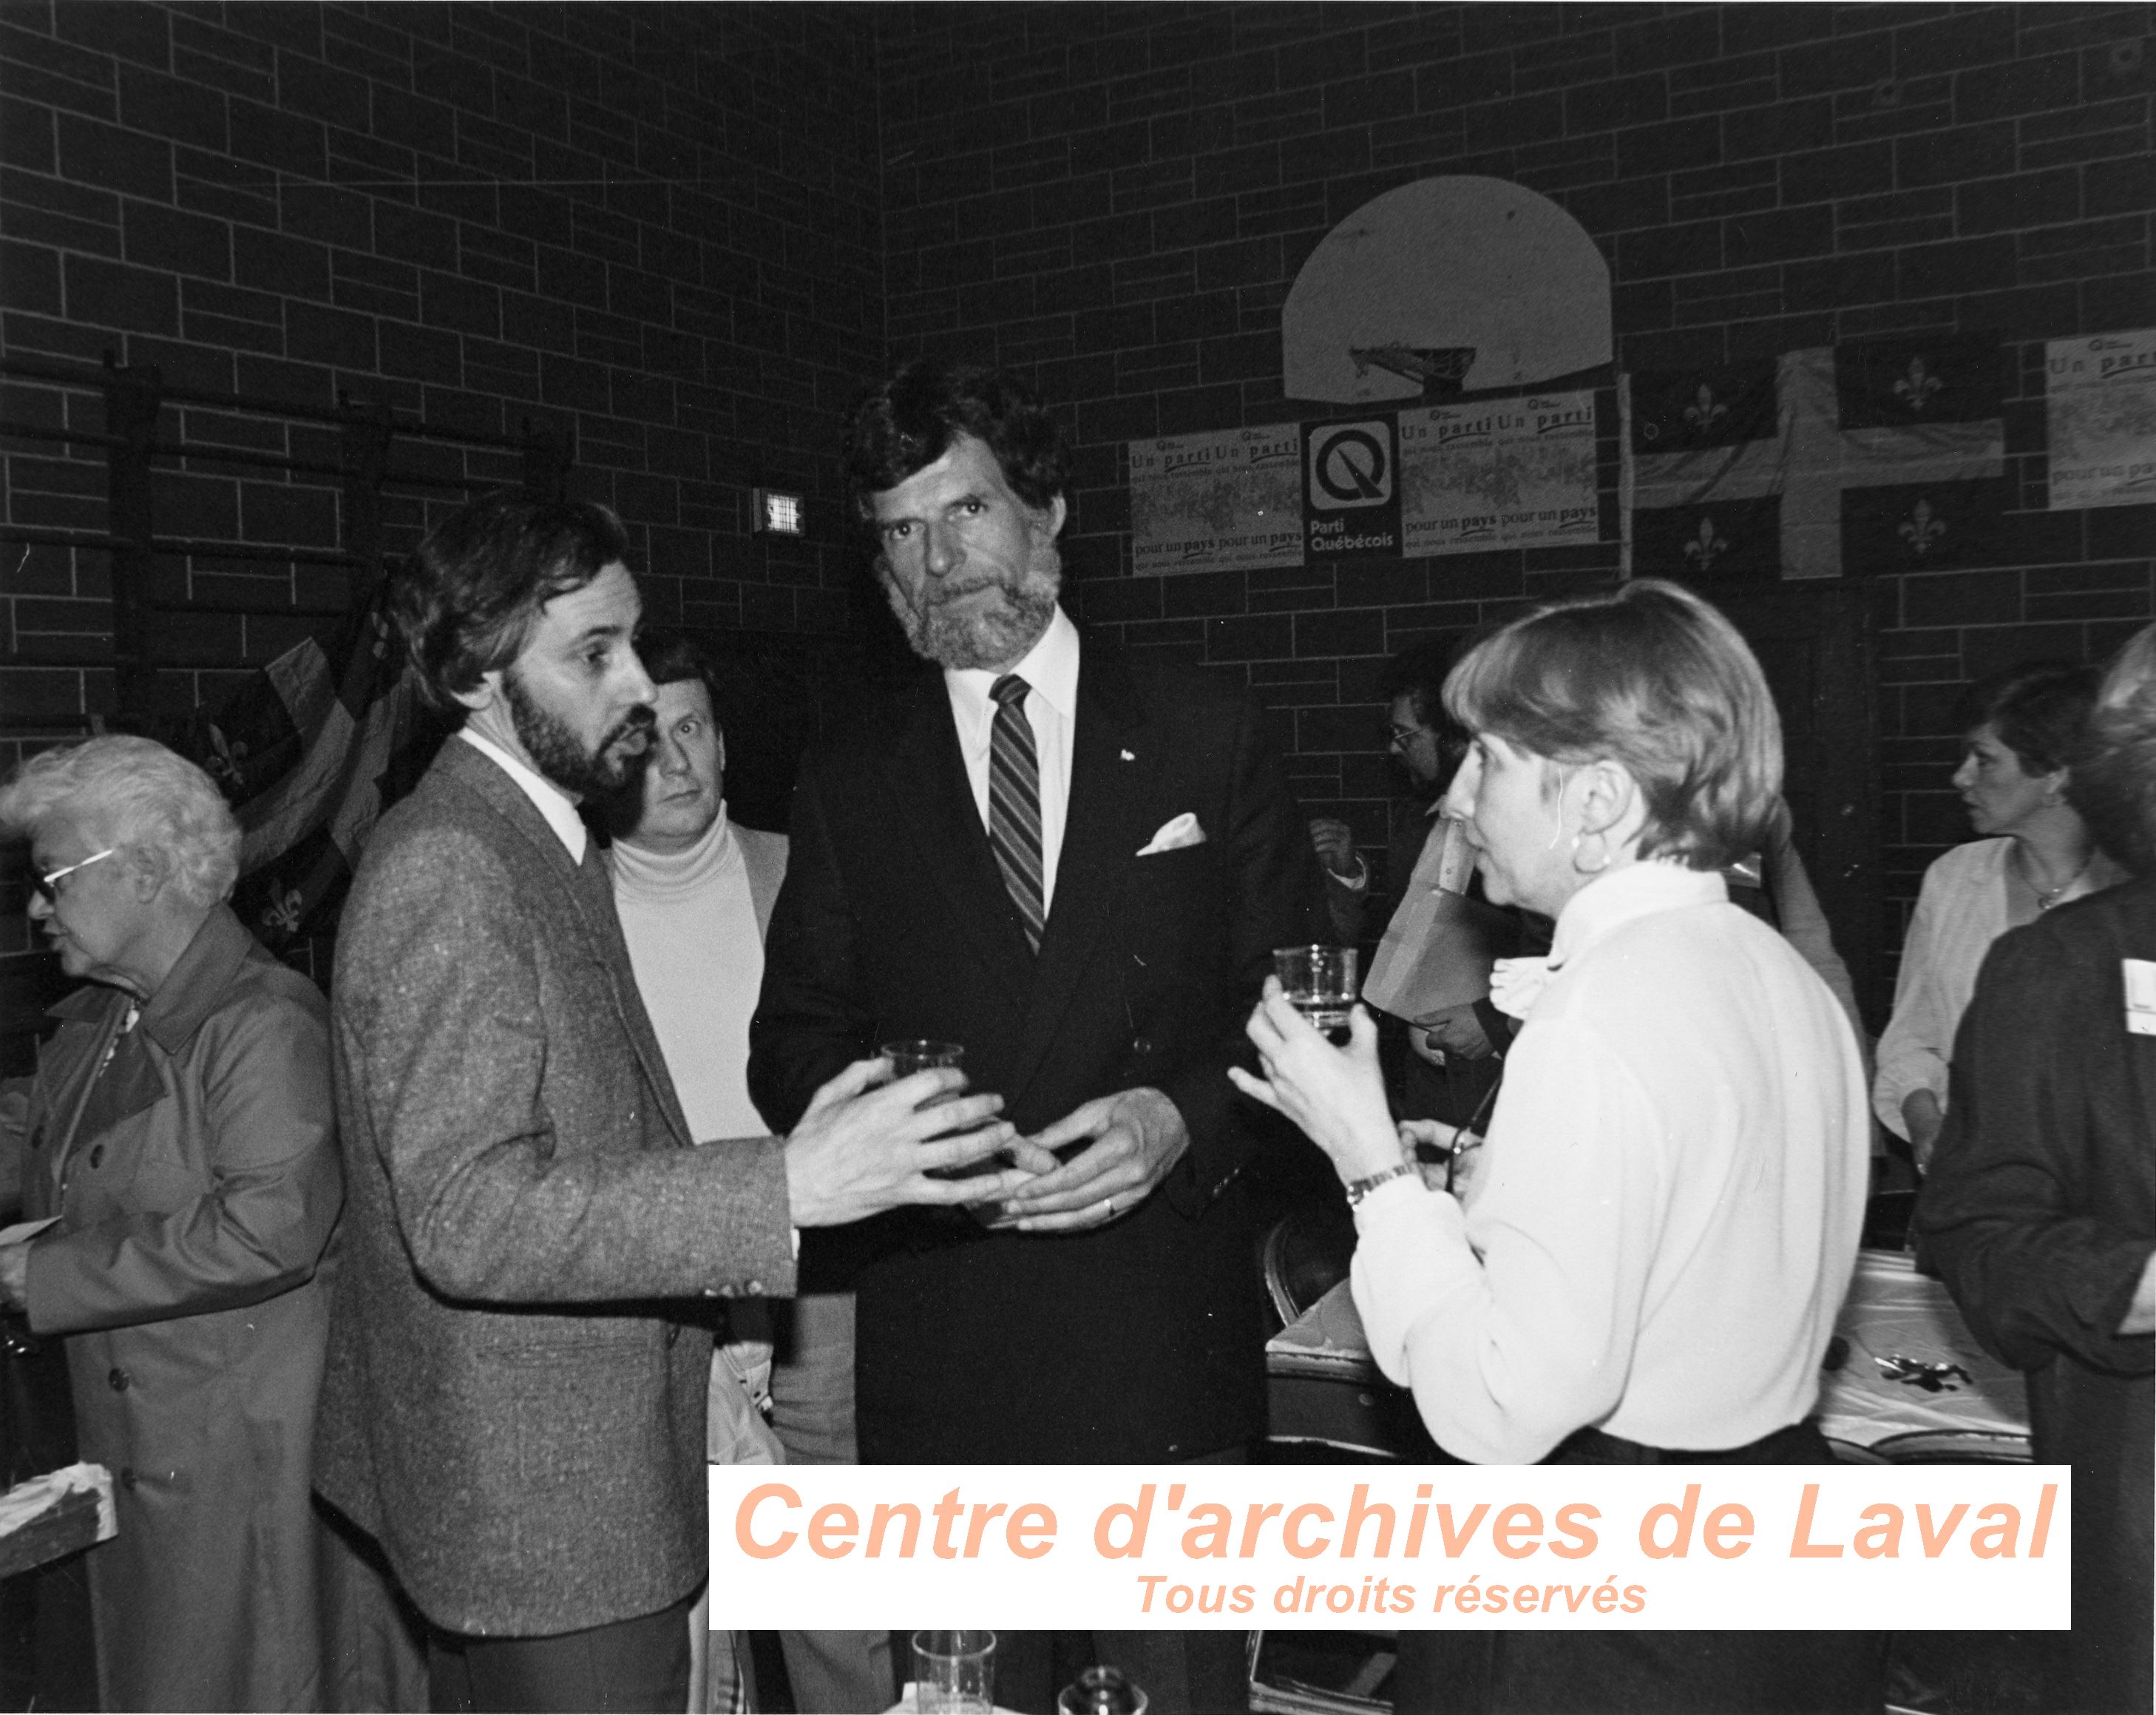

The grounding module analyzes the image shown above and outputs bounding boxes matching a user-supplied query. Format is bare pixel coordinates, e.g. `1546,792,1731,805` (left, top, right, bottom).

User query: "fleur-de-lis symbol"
203,723,249,791
262,884,304,936
1894,356,1943,411
1681,516,1728,570
1681,385,1727,433
1897,499,1947,555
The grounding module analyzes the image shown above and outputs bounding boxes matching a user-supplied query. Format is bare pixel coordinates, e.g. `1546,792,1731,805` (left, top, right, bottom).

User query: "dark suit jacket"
1919,878,2155,1714
749,637,1329,1462
313,738,798,1638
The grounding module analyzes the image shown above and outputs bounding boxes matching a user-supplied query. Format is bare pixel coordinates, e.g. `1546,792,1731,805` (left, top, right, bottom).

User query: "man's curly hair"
844,361,1068,518
389,491,630,717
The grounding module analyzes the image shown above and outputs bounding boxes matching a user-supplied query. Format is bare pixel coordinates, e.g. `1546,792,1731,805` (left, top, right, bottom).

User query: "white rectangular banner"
1128,425,1305,575
1398,390,1599,557
712,1464,2067,1631
2046,328,2156,510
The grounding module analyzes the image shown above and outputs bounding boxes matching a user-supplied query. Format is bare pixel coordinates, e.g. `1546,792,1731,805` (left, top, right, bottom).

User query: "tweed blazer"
313,737,797,1638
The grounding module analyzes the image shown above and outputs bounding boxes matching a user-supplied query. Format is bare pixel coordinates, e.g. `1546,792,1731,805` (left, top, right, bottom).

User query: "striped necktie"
987,673,1045,953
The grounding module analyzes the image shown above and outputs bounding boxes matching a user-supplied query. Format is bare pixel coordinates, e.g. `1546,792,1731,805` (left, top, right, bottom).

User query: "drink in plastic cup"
914,1629,995,1714
881,1041,1000,1184
1272,944,1358,1037
882,1039,966,1083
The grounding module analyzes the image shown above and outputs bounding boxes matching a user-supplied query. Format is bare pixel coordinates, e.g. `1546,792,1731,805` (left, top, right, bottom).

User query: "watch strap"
1344,1161,1420,1205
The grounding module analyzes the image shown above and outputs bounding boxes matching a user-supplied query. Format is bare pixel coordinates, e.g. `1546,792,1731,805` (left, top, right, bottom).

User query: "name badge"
2124,959,2156,1035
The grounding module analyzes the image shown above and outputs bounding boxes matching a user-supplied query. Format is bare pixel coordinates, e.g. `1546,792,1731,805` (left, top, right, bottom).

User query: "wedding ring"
1102,1197,1116,1218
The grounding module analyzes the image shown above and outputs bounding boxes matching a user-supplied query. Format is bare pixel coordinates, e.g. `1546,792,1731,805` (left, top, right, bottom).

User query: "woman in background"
0,737,342,1711
1875,663,2120,1168
1919,625,2156,1715
1234,581,1877,1714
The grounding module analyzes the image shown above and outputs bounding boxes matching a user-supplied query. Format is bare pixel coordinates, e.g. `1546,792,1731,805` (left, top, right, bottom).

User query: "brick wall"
1,0,885,734
3,1,2152,1034
0,0,887,1044
871,0,2156,1012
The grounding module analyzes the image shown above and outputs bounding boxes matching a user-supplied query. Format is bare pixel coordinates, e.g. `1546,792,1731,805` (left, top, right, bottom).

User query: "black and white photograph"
0,4,2149,1713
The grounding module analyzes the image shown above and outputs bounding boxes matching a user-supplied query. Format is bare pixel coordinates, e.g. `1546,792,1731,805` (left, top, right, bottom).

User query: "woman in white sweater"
1874,663,2118,1169
1234,580,1877,1714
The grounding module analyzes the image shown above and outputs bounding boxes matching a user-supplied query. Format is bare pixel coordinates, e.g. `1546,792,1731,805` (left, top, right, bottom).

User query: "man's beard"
882,538,1062,672
504,667,655,799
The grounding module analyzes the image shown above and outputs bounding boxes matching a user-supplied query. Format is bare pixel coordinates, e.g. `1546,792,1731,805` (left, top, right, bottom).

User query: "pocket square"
1136,812,1206,856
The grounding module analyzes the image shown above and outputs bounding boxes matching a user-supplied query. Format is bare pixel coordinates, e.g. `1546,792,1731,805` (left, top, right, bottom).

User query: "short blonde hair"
1443,579,1783,871
0,735,241,907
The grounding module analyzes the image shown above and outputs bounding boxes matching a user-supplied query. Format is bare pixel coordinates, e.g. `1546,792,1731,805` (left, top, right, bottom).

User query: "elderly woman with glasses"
0,736,342,1712
1233,581,1877,1714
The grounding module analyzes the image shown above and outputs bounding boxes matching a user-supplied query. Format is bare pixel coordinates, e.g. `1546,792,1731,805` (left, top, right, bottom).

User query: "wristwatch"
1344,1161,1420,1206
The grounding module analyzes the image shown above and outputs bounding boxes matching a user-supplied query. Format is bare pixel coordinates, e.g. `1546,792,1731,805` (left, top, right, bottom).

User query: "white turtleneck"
607,805,767,1142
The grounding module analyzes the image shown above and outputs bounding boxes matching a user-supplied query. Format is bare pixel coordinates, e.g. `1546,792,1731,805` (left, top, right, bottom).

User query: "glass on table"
1057,1664,1149,1715
1272,944,1359,1041
913,1629,996,1714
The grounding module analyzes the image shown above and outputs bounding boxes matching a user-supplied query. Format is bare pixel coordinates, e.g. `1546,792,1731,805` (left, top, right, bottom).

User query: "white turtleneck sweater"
607,807,767,1142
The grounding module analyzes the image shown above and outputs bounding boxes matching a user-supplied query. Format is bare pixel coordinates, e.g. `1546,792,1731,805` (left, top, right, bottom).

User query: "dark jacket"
1919,878,2155,1715
749,637,1329,1462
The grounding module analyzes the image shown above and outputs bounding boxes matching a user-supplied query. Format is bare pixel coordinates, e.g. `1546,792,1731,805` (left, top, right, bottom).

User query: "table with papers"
1266,1251,2030,1464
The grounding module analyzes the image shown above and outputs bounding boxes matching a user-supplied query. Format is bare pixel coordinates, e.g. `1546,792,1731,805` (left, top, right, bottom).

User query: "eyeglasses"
1387,724,1431,750
33,847,115,904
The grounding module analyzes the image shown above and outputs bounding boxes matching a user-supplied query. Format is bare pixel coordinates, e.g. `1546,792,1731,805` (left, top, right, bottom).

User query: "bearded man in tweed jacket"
313,493,1026,1714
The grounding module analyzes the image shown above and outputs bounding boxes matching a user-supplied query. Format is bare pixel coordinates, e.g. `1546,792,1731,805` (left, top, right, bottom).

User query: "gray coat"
6,903,341,1711
312,737,797,1638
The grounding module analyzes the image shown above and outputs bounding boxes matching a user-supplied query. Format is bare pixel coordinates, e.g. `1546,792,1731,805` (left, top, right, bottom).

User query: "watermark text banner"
711,1464,2067,1631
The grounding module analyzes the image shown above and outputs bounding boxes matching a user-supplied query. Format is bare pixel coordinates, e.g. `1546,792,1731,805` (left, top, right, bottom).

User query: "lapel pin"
1119,748,1135,761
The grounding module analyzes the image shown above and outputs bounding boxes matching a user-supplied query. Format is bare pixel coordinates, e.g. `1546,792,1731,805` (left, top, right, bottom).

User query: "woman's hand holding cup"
1230,976,1406,1185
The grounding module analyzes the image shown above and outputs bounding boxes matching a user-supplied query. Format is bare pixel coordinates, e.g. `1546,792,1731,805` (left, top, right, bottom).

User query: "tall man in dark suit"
314,493,1028,1714
749,363,1329,1714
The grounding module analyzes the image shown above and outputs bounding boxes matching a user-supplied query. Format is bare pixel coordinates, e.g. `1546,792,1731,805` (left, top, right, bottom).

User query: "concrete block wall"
0,0,886,751
0,0,889,1038
869,1,2156,989
2,1,2152,1030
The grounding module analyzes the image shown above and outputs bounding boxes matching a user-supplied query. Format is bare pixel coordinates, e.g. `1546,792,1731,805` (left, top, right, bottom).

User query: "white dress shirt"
944,605,1079,913
1349,860,1869,1464
1872,839,2016,1138
1869,836,2104,1139
457,728,586,861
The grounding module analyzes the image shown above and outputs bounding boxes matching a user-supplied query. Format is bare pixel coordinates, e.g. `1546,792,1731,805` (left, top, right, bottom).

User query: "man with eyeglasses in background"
1312,643,1464,944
